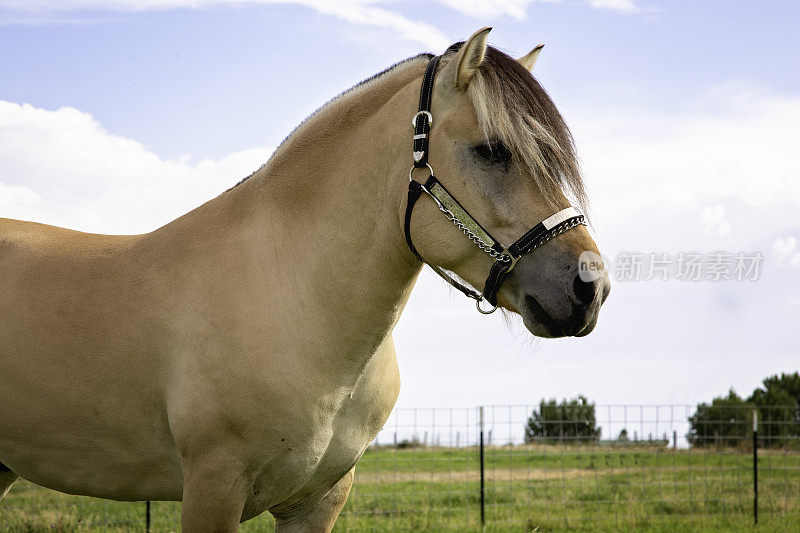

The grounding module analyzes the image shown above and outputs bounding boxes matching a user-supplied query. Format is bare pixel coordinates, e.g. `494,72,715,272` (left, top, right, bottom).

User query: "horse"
0,27,609,531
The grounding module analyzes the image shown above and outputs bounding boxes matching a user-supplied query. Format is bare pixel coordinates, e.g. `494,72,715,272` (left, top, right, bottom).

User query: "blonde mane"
232,45,585,214
446,44,587,211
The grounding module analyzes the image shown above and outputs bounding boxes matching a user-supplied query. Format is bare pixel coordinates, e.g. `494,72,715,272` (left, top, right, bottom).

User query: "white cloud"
0,101,272,234
0,182,40,208
306,1,450,51
772,237,800,268
437,0,537,20
588,0,639,13
700,205,731,236
573,86,800,250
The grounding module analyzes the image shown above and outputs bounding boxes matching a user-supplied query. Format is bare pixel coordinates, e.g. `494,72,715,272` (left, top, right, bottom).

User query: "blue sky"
1,0,799,409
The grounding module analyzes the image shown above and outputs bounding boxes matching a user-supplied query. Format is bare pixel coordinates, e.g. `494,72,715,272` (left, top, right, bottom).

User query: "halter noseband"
404,54,587,314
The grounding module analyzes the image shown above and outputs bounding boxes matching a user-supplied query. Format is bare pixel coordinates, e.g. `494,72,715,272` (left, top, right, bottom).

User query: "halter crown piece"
404,53,587,314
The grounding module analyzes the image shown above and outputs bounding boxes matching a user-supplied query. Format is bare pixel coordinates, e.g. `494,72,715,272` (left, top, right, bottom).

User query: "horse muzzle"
508,252,611,338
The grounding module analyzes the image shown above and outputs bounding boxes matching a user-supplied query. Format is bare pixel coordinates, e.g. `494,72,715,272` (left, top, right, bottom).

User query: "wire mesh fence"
1,404,798,531
339,404,800,531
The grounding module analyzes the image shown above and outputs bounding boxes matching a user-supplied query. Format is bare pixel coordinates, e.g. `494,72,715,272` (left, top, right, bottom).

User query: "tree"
687,389,753,448
524,395,601,444
748,372,800,445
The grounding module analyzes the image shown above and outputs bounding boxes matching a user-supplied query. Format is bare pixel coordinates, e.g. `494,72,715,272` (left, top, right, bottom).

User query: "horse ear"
448,27,492,90
517,44,544,71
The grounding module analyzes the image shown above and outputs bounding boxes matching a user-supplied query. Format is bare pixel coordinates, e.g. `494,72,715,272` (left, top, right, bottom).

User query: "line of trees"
521,371,799,449
687,371,800,448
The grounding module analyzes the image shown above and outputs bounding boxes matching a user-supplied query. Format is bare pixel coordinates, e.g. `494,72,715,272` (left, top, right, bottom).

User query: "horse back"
0,216,138,258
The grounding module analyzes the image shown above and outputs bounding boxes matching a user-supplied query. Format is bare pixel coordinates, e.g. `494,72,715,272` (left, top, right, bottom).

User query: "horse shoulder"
262,336,400,523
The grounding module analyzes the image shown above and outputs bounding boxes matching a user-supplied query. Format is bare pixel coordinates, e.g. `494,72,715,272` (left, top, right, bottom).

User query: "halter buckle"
411,110,433,128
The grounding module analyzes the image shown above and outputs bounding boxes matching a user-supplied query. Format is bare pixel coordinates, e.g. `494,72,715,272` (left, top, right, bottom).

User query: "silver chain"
434,203,511,262
434,201,587,264
530,216,587,253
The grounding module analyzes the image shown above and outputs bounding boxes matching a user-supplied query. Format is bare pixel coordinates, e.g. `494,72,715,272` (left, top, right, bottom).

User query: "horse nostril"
572,275,598,308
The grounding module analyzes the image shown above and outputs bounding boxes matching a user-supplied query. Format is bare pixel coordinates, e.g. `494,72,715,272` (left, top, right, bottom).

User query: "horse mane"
232,45,586,213
228,53,433,191
445,43,587,212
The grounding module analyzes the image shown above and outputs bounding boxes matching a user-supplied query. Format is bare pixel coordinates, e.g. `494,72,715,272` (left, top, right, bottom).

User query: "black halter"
404,54,587,314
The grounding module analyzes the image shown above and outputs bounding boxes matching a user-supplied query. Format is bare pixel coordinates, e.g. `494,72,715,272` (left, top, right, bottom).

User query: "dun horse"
0,28,609,531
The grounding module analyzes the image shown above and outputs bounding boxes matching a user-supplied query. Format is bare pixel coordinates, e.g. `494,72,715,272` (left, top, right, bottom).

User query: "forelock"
443,44,587,212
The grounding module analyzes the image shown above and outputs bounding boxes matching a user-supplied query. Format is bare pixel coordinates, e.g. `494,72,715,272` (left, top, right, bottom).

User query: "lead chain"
431,190,586,265
529,216,587,253
435,204,511,263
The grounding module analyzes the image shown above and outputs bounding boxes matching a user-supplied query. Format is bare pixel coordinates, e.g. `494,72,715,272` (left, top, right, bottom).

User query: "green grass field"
2,444,798,532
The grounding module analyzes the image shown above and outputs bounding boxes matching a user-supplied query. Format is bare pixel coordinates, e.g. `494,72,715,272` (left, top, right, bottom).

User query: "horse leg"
180,455,250,532
0,463,19,501
274,468,354,533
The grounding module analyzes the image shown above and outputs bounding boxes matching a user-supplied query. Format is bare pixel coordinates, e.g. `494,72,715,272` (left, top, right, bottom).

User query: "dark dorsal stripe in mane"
229,45,585,214
227,53,433,192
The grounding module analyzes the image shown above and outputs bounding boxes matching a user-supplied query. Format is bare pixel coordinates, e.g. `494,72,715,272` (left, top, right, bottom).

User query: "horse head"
405,28,610,337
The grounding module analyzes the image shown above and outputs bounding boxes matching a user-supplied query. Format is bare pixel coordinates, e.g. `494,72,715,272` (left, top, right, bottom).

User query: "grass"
1,444,798,532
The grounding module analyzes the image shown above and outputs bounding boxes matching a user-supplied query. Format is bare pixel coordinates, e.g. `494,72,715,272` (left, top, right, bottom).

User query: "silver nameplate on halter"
413,151,425,162
542,207,581,230
427,182,497,249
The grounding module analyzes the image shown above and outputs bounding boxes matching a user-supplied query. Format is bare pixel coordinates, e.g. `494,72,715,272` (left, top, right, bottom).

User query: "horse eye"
474,141,512,165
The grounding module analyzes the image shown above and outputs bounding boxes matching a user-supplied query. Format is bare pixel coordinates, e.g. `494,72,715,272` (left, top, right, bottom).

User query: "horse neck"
222,59,426,361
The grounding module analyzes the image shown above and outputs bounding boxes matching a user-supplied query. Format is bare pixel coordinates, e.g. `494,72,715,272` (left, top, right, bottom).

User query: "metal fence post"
752,409,758,525
145,500,151,533
479,405,485,528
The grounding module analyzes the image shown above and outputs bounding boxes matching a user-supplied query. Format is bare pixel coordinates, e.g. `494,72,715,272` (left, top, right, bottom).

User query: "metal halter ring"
411,110,433,128
476,297,499,314
408,163,434,183
501,252,519,271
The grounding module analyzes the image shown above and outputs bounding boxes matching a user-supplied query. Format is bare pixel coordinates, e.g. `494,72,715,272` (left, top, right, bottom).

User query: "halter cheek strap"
405,55,484,302
404,54,587,313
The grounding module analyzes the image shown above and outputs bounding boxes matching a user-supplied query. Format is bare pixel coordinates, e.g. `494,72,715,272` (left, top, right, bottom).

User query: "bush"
524,395,601,444
687,389,753,447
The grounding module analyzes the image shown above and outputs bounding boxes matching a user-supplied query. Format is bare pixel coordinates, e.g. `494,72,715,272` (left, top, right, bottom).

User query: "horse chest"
244,401,375,519
251,339,400,517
